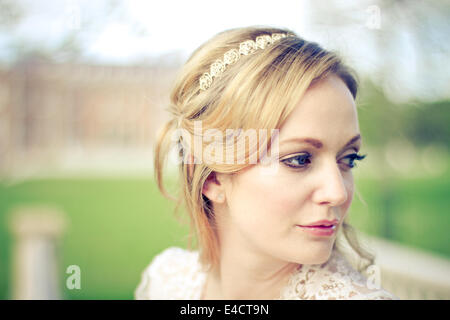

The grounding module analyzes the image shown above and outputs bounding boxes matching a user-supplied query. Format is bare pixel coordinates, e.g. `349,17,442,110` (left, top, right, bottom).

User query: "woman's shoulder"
134,246,207,300
279,250,399,300
141,246,199,274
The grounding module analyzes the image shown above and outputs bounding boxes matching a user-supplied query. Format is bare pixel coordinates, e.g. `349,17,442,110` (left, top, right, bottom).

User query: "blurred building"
0,60,179,177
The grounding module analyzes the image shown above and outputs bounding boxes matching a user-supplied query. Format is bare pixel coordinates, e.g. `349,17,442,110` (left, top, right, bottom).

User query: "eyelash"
281,152,367,171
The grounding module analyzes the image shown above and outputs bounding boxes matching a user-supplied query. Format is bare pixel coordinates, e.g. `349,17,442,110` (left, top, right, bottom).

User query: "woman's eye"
281,153,312,169
281,153,367,170
342,153,367,168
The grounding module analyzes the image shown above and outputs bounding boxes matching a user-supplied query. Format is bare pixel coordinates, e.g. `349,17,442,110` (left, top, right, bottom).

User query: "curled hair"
154,25,374,273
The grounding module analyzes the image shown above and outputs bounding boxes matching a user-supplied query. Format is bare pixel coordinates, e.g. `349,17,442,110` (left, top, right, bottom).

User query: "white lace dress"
134,246,398,300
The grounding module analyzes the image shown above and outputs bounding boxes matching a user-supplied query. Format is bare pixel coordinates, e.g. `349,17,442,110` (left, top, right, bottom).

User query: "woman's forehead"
279,134,361,149
278,76,359,136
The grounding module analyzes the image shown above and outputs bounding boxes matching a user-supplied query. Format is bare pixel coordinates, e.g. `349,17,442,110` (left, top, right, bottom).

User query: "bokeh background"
0,0,449,299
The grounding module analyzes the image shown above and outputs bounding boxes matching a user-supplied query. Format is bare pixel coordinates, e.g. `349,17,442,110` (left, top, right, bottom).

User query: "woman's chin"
291,247,334,265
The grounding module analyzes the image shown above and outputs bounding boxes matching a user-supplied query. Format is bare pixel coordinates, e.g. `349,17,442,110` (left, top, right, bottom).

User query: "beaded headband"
199,32,293,91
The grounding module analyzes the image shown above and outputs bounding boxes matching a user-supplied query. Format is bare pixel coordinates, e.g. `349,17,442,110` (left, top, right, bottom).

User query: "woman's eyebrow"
280,134,361,150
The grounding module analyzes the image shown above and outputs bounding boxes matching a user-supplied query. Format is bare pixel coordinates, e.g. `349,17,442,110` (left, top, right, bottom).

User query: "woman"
135,26,398,300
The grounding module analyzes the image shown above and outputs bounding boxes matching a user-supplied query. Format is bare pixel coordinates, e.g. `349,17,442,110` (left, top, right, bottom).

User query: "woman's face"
215,74,362,265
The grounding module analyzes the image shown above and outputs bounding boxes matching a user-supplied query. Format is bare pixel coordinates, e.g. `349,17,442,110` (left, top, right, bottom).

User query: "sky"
0,0,448,102
1,0,311,62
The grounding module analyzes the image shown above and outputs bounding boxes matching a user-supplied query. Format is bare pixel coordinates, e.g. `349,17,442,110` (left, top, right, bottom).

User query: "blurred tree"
0,0,23,30
0,0,133,65
404,100,450,146
308,0,450,102
357,80,411,146
358,79,450,148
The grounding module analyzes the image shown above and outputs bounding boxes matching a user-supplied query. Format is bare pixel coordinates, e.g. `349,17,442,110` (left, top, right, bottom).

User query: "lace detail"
134,247,207,300
278,250,398,300
135,246,398,300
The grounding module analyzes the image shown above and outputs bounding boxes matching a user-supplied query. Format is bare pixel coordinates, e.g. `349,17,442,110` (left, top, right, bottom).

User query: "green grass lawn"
349,173,450,257
0,176,189,300
0,172,448,299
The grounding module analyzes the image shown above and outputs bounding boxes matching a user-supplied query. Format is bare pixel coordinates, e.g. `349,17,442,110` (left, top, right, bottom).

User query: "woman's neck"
202,241,301,300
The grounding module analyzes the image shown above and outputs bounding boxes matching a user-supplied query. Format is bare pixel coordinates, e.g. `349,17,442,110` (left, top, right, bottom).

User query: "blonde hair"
154,25,374,273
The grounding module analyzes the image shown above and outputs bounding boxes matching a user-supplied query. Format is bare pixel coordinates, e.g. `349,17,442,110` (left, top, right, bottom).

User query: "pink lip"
296,225,336,236
296,219,339,237
298,219,339,227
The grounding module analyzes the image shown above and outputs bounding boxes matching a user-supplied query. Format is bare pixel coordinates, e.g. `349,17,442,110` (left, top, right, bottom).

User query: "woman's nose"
314,161,349,206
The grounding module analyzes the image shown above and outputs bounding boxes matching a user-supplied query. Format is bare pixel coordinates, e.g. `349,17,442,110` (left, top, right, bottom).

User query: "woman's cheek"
232,170,300,230
252,174,302,218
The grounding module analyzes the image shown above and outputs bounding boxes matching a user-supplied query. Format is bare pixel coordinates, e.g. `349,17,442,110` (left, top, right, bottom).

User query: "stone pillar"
8,205,67,299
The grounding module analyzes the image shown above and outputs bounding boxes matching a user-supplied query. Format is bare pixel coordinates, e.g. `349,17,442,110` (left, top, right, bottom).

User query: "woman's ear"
202,171,227,203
